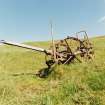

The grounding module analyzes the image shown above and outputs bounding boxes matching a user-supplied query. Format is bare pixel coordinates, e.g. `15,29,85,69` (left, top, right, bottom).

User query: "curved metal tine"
75,30,87,40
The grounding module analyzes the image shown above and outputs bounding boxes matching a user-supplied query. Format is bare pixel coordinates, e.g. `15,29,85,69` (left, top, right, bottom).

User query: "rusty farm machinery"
0,31,94,77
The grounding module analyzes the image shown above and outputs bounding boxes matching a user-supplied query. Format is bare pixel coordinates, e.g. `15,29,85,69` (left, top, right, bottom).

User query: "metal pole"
50,21,56,62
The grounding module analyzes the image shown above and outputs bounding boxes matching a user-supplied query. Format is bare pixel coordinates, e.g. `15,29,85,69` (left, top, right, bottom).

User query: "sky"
0,0,105,42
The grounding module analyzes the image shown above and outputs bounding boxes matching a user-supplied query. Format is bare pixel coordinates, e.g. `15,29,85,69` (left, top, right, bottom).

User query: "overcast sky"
0,0,105,42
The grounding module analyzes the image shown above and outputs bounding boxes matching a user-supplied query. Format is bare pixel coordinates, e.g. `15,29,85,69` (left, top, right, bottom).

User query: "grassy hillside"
0,37,105,105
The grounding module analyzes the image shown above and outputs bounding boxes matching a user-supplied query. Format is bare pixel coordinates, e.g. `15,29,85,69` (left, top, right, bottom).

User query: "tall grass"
0,37,105,105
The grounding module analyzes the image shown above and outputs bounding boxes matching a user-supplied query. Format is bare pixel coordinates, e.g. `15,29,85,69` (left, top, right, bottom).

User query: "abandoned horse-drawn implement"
0,31,94,77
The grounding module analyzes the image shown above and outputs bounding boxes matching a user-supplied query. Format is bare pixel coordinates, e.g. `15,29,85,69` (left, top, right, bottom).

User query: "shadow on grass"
36,67,54,78
11,72,36,76
11,67,54,78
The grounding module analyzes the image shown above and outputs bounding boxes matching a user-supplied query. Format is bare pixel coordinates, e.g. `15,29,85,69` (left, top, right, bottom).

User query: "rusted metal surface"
45,31,94,67
37,31,94,77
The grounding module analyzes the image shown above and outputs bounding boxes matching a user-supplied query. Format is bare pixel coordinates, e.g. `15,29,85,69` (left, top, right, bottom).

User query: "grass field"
0,36,105,105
